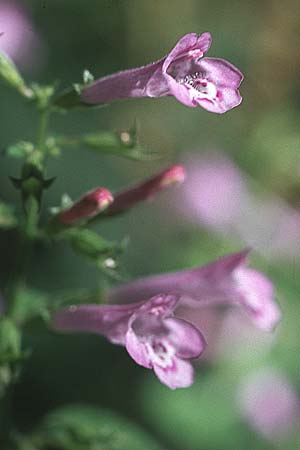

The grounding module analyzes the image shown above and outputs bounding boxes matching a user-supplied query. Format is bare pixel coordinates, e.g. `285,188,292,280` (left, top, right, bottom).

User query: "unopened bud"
58,188,113,225
107,164,186,216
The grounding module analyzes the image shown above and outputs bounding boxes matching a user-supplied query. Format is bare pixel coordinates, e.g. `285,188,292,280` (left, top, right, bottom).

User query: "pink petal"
199,57,244,88
197,87,242,113
165,317,206,358
234,268,281,331
153,356,195,389
162,33,199,73
125,327,152,368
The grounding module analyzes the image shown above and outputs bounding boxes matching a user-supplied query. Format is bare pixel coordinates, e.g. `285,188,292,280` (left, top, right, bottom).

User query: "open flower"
52,294,206,389
81,32,243,114
108,250,281,332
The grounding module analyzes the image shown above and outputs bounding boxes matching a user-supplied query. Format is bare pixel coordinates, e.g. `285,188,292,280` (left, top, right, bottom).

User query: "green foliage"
57,123,158,161
31,405,165,450
0,52,33,99
5,141,35,159
11,287,50,325
81,125,157,161
0,202,17,229
67,228,123,266
0,317,22,396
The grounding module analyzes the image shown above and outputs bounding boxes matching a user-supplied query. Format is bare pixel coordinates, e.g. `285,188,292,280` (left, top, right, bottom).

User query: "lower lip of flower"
178,72,217,100
147,338,175,368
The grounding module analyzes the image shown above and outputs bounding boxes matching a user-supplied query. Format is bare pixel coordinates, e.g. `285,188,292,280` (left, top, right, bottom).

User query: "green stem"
8,107,51,320
37,108,50,156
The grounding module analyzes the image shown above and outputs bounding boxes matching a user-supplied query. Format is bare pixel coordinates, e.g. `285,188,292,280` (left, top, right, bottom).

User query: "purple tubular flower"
108,250,281,332
58,188,113,225
52,294,206,389
106,165,186,216
81,32,243,114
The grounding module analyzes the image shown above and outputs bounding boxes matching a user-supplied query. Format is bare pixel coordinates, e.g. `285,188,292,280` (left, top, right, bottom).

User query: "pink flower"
52,294,206,389
81,32,243,114
0,0,43,71
174,152,247,229
107,165,186,216
58,188,113,226
108,250,281,332
238,368,300,442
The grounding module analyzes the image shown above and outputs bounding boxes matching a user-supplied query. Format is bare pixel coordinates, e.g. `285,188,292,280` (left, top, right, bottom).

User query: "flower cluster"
51,32,280,389
53,249,280,388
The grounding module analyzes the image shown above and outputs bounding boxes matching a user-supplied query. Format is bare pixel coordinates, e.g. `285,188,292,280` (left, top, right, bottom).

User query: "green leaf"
11,287,50,324
35,405,166,450
67,228,121,261
0,201,18,229
5,141,34,159
81,125,158,161
0,52,33,98
57,123,159,161
0,317,22,396
0,318,21,361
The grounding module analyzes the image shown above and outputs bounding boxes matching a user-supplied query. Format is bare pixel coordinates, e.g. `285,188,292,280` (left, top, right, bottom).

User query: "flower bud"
107,165,186,216
58,188,113,225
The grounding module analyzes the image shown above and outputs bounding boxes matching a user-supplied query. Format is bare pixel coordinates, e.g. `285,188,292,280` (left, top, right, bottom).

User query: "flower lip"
162,32,212,75
162,33,243,112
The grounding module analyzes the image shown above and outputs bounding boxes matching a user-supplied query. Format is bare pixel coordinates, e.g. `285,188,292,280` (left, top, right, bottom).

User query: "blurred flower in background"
238,368,300,443
171,151,300,261
0,0,44,71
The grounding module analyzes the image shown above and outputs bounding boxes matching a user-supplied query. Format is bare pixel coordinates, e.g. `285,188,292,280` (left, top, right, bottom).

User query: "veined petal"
165,317,206,359
199,57,244,88
153,356,195,389
162,32,211,74
196,87,242,113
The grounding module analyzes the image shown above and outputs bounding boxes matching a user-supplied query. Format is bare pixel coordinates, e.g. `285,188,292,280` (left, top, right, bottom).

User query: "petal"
129,294,180,338
108,250,249,305
136,293,179,316
190,249,249,281
165,75,198,107
165,317,206,358
196,87,242,113
153,356,195,389
196,32,212,54
234,268,281,331
198,57,244,88
125,327,152,368
52,302,143,345
162,33,199,73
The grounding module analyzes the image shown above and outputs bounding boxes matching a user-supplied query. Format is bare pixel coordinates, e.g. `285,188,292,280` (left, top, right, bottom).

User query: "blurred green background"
1,1,300,449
